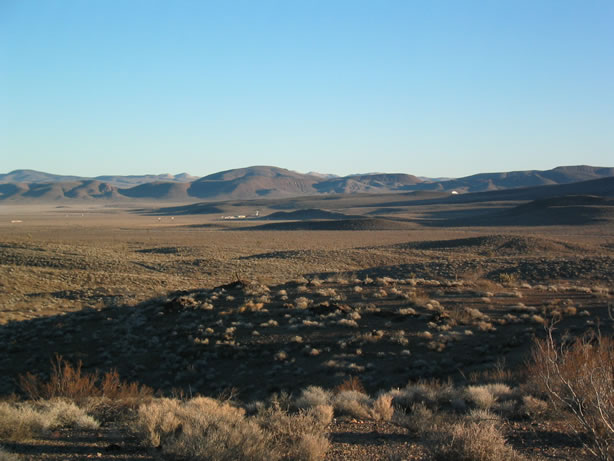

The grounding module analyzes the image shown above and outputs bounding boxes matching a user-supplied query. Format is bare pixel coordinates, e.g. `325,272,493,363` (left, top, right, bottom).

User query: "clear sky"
1,0,612,178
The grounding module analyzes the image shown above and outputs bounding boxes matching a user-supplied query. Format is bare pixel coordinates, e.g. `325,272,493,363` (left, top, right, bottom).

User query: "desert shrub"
395,402,455,435
19,356,97,404
0,402,46,441
333,391,372,419
295,386,333,409
465,408,501,425
335,376,366,394
371,394,394,421
391,380,457,412
337,318,358,328
255,403,330,461
308,405,334,426
430,418,525,461
520,395,549,418
465,386,496,410
137,397,271,460
136,396,329,461
498,272,518,285
36,399,99,430
295,297,311,309
0,399,99,441
529,329,614,460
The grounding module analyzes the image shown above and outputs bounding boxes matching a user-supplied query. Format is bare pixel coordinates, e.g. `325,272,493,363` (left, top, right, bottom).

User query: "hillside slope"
1,165,613,202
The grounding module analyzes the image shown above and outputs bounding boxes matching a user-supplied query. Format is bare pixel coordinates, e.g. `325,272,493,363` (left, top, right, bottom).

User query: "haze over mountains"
0,165,613,203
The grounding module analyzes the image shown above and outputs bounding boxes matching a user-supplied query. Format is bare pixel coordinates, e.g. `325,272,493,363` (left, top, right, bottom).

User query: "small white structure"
451,190,459,195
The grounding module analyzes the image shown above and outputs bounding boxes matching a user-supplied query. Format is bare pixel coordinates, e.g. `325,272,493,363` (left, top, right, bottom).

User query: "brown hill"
0,169,195,187
1,165,613,202
442,194,614,227
315,173,423,194
120,182,191,200
188,166,320,199
428,165,614,193
0,180,120,201
261,209,352,220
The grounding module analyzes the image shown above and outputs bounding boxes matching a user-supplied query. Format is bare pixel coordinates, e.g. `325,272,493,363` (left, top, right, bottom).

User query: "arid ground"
1,196,613,460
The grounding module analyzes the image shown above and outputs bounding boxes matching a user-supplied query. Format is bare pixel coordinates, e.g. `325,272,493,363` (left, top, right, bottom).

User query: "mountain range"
0,165,613,202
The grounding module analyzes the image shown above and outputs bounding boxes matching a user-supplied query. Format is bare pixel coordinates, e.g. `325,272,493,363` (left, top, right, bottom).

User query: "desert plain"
1,189,613,460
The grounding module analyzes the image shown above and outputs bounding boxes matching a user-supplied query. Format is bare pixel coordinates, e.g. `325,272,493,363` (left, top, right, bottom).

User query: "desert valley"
0,164,613,460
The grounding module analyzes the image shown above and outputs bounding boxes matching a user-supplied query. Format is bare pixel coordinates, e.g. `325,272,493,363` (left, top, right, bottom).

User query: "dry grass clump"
418,331,433,339
136,396,329,461
255,401,331,460
316,288,337,297
0,399,99,441
0,402,48,441
398,307,416,316
259,319,279,327
429,418,526,461
333,391,372,419
464,386,496,410
295,297,312,309
239,299,265,312
337,318,359,328
371,394,394,421
520,395,549,418
390,380,456,413
331,390,394,422
295,379,394,422
389,379,529,461
137,397,270,460
295,386,334,409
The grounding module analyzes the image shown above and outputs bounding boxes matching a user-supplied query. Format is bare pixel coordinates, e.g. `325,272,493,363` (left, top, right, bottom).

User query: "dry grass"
0,399,99,441
430,418,526,461
465,386,496,410
136,395,329,461
295,386,333,409
333,390,372,419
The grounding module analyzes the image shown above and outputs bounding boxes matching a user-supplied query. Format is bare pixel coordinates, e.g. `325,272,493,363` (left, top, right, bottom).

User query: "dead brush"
528,327,614,460
19,355,98,404
335,376,366,394
19,355,152,420
449,306,489,325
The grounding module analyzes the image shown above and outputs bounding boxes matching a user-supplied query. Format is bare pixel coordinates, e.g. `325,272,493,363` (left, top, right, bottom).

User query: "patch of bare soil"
2,426,152,461
325,418,427,460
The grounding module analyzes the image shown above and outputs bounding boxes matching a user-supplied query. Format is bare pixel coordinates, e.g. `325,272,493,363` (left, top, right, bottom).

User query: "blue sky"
1,0,612,178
